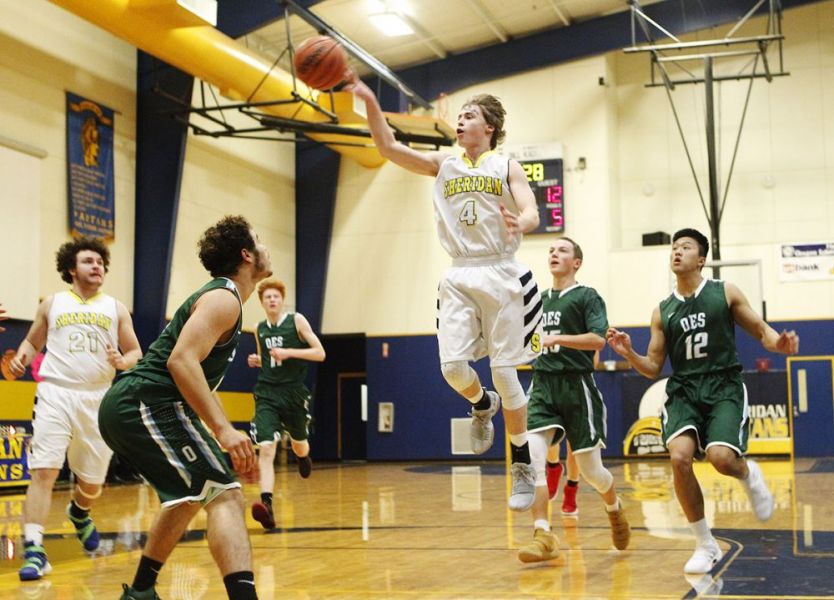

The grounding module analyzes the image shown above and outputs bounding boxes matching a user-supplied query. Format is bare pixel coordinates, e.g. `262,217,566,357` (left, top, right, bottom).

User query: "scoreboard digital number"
520,158,564,234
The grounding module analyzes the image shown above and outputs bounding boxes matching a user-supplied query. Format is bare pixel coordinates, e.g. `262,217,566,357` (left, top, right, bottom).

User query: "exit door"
789,357,834,457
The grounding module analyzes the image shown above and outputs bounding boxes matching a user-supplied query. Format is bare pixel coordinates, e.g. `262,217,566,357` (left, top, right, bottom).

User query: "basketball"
293,35,348,91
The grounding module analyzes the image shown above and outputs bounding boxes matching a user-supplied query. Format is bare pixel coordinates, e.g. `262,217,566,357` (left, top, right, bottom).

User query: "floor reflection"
0,458,832,599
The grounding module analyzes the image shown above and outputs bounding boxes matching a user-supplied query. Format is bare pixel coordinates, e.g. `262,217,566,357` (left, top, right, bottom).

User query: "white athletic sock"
465,388,485,404
24,523,44,546
605,498,620,513
534,519,551,531
689,518,713,545
509,433,527,447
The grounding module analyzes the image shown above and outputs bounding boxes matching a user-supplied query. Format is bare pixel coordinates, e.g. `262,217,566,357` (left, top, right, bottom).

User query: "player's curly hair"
198,215,256,277
464,94,506,149
55,236,110,284
257,278,286,301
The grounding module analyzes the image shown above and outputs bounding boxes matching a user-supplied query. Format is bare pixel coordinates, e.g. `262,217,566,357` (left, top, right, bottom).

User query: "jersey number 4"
458,200,478,226
685,332,708,360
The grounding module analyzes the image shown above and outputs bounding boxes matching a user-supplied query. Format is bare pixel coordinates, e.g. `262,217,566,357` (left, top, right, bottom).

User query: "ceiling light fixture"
369,12,414,37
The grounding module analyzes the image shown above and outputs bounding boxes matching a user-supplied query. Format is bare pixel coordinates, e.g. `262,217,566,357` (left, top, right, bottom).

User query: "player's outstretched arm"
726,282,800,355
9,296,53,377
344,71,444,177
547,332,606,351
607,306,667,379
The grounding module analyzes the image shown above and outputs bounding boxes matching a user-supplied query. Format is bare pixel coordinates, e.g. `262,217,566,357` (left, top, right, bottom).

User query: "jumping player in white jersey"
9,237,142,581
347,73,543,510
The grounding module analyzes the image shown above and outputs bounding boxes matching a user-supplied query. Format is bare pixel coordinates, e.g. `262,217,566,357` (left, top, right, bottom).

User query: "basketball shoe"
469,391,500,454
251,501,276,530
546,462,563,500
684,539,723,573
607,501,631,550
561,482,579,515
120,584,161,599
743,459,774,521
508,462,536,511
66,502,100,552
18,542,51,581
517,528,560,563
298,455,313,478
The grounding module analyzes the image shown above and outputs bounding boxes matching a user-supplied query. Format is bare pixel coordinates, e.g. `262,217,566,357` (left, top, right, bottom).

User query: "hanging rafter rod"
625,33,783,53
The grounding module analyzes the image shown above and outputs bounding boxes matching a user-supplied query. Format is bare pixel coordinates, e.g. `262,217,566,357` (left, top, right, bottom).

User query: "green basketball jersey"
533,284,608,374
253,313,310,395
660,278,741,376
126,278,243,400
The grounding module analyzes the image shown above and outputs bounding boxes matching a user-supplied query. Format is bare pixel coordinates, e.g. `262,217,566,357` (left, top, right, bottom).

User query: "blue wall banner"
0,425,30,488
66,92,115,240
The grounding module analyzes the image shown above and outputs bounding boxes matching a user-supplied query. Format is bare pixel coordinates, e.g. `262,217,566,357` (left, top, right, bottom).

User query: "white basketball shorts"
28,380,113,484
437,256,543,367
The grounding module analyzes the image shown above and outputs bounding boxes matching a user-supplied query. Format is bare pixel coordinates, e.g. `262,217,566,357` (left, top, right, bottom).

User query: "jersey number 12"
685,332,708,360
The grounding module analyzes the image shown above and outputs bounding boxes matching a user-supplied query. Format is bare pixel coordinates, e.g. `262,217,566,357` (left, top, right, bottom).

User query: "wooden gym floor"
0,456,831,599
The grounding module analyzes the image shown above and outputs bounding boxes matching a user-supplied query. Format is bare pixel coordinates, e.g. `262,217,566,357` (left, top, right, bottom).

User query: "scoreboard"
519,157,564,234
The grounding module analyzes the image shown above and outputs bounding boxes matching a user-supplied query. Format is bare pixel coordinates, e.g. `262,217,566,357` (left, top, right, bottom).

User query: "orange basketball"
1,349,18,381
293,35,348,91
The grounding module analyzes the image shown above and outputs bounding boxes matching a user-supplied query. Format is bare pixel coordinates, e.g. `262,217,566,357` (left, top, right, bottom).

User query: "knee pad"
75,484,103,500
491,366,526,410
574,448,614,494
440,361,477,393
528,430,555,486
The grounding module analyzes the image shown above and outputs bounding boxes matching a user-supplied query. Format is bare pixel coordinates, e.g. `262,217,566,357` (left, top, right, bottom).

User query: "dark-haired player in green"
99,216,271,600
518,238,629,563
247,278,325,530
608,228,799,574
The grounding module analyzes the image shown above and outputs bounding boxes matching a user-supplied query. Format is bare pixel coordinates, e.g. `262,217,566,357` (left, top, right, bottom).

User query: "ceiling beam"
393,0,821,101
546,0,572,27
217,0,824,105
217,0,323,38
465,0,509,43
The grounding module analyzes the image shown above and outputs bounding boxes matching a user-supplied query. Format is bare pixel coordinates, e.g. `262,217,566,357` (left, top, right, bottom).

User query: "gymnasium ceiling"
244,0,664,77
218,0,819,103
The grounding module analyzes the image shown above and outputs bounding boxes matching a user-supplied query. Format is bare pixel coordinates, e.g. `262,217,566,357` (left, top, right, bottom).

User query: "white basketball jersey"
433,151,521,259
38,291,119,388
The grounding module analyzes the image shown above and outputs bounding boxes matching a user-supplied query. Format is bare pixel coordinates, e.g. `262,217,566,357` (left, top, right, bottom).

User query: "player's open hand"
217,426,256,475
775,330,799,355
247,353,262,368
342,69,370,98
606,328,633,357
0,304,8,333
